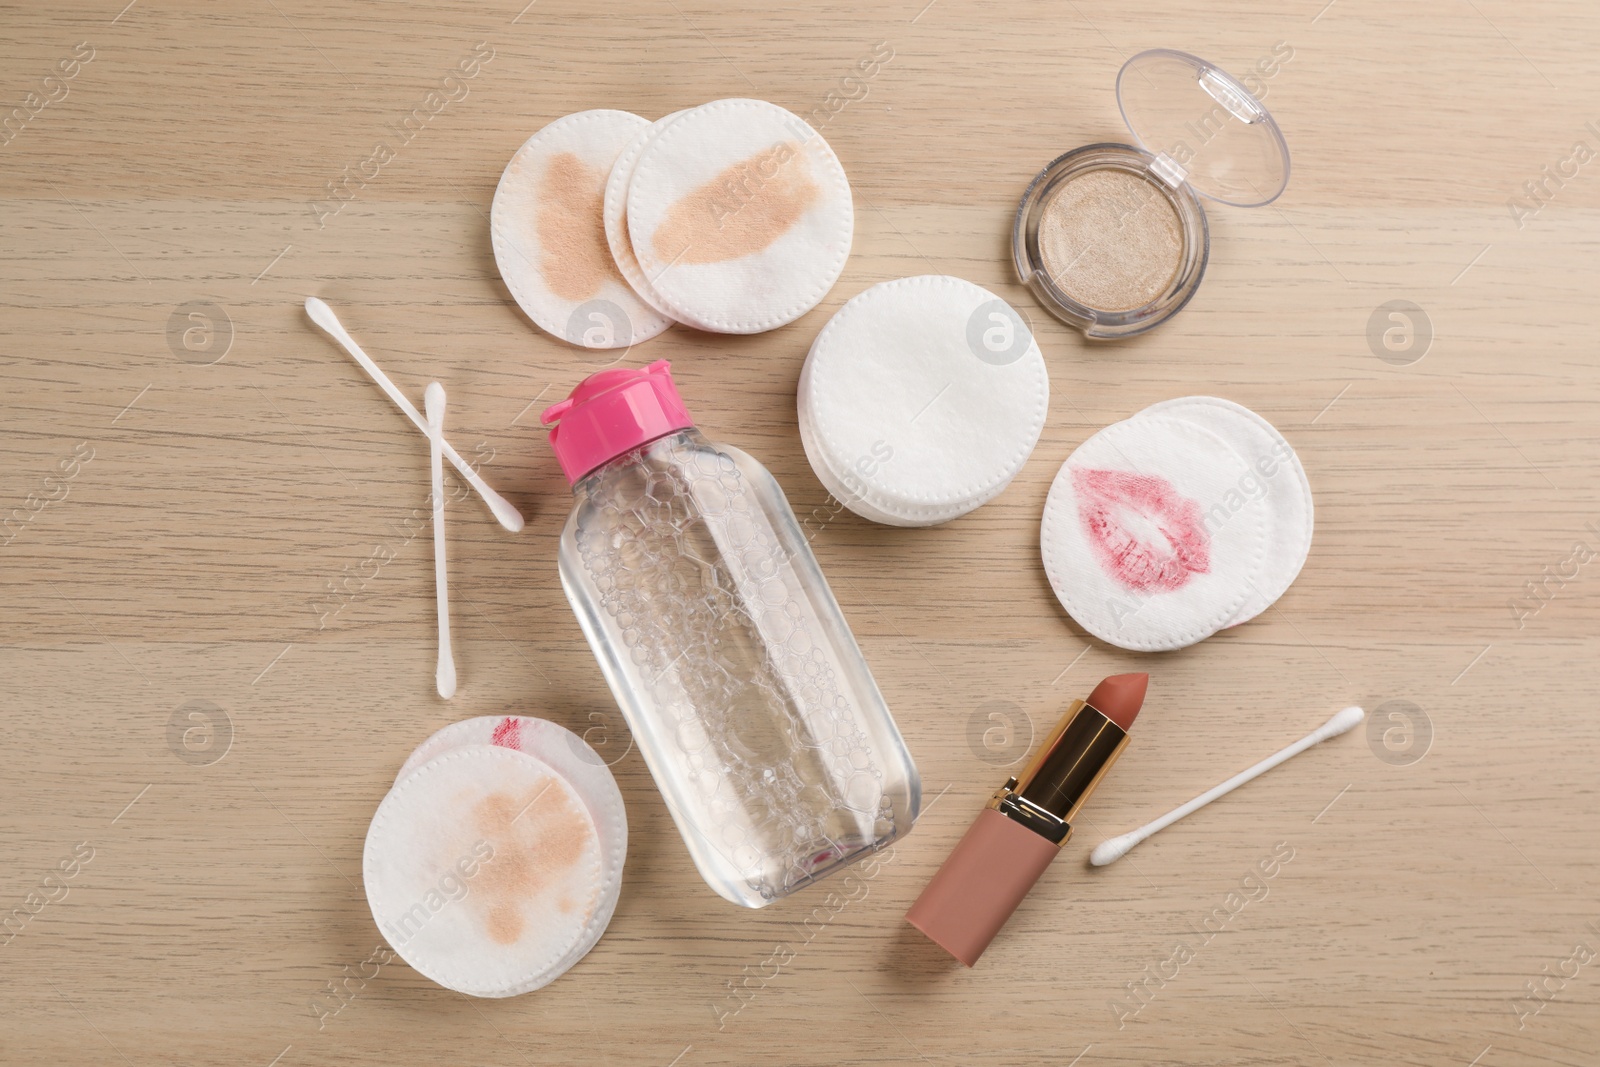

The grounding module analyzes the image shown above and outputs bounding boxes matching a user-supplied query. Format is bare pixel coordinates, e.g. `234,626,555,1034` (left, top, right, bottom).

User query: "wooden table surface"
4,1,1599,1064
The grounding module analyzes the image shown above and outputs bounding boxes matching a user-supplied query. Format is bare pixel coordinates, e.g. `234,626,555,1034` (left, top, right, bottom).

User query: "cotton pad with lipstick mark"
1141,397,1312,626
1041,415,1267,651
625,98,853,333
363,744,610,998
491,109,674,349
798,276,1049,526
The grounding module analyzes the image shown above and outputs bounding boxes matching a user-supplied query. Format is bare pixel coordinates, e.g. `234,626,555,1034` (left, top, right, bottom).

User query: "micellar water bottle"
541,361,920,908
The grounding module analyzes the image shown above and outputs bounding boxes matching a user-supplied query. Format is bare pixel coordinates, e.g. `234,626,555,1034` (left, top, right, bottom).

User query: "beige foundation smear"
1038,168,1182,312
470,778,598,945
651,142,819,266
536,152,622,302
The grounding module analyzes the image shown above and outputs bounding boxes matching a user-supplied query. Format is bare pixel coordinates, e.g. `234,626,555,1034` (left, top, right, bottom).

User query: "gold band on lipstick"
985,698,1131,846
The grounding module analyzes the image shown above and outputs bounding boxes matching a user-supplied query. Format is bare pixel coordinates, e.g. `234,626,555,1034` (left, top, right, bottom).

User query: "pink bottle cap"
540,360,695,484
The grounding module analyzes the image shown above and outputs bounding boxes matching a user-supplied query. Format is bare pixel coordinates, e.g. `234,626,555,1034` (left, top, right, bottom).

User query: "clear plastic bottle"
541,361,920,908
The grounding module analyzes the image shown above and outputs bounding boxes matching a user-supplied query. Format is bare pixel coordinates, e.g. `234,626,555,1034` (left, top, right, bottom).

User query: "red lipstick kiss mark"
491,716,521,749
1072,467,1210,593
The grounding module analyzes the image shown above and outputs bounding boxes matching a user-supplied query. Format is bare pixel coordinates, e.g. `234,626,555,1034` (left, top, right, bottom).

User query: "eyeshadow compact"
1012,49,1290,340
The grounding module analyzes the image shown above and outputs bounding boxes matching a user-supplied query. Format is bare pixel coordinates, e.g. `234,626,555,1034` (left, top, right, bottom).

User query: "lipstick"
905,673,1147,966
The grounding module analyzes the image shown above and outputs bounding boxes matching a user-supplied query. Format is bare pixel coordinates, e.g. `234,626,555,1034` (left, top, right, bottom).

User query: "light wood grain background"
3,1,1599,1064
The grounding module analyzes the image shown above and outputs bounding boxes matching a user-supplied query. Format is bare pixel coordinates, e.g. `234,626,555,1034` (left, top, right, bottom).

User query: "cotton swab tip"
1090,833,1140,867
425,381,446,420
304,295,338,332
1323,705,1366,737
482,490,524,532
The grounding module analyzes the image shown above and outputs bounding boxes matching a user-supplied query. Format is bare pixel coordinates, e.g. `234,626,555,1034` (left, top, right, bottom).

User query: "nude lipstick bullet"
905,673,1147,966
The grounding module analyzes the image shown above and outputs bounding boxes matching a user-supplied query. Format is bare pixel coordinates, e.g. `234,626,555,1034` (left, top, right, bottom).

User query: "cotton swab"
425,383,456,700
1089,705,1365,866
304,297,524,533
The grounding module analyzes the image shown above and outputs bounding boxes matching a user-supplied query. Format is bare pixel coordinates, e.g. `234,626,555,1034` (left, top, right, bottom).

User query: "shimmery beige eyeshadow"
1037,168,1182,313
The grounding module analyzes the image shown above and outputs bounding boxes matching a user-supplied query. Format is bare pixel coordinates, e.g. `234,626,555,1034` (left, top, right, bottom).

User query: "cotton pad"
603,110,689,320
1041,414,1268,651
491,109,674,349
390,717,627,990
364,744,608,998
798,276,1049,527
626,98,853,333
1140,397,1312,626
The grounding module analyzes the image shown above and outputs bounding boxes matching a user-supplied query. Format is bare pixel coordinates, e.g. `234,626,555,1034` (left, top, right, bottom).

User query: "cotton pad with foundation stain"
393,716,627,983
363,744,610,997
491,109,674,349
603,110,689,320
1138,397,1312,626
1041,415,1268,651
394,716,626,908
798,276,1048,526
625,98,853,333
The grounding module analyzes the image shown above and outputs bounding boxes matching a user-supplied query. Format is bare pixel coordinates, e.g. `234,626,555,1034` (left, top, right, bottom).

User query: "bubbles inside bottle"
573,434,898,902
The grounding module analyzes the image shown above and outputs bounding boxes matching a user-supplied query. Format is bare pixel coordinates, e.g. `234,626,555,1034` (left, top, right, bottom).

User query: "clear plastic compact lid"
1115,48,1290,207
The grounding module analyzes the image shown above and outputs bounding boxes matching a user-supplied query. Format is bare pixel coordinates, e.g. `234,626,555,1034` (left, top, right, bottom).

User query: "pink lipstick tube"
905,674,1146,966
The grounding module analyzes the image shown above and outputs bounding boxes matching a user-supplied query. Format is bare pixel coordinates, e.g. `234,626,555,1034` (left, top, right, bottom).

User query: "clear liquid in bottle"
543,364,920,907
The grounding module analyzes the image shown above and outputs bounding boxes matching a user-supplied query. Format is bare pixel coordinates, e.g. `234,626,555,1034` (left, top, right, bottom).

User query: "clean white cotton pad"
1041,415,1268,651
626,98,853,333
798,398,975,527
798,276,1049,527
795,333,914,526
364,744,606,998
798,415,925,526
491,109,674,349
603,110,689,319
1140,397,1312,626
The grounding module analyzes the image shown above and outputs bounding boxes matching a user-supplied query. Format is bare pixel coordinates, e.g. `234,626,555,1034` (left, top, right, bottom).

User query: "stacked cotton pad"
603,108,689,325
492,110,674,350
363,716,626,998
493,100,854,347
798,275,1049,526
1040,397,1312,651
624,98,853,333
